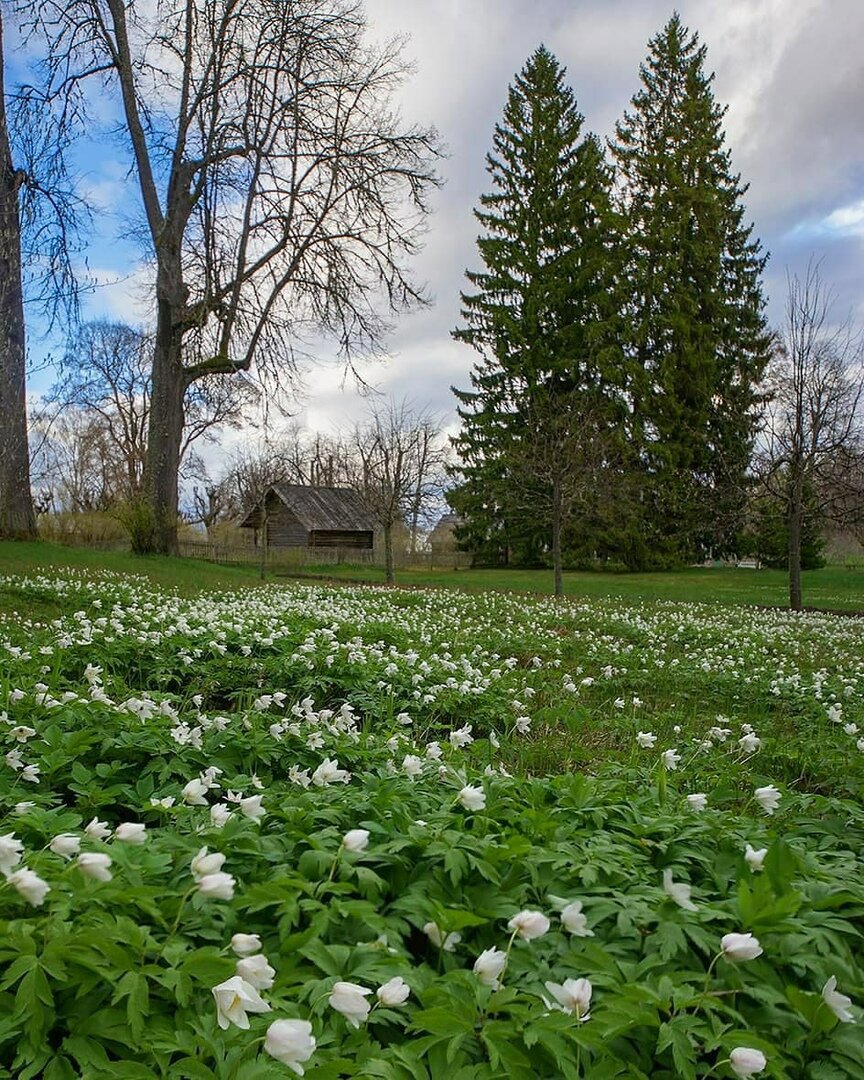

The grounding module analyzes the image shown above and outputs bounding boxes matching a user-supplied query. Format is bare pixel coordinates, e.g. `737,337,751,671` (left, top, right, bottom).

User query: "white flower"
77,852,113,881
662,869,698,912
473,947,507,989
231,933,262,956
376,976,410,1006
544,977,592,1020
738,732,761,753
686,793,708,812
114,822,146,844
729,1047,767,1076
342,829,370,853
13,802,34,815
7,868,50,907
212,975,271,1030
822,975,855,1023
150,796,176,809
311,758,351,786
328,980,372,1027
744,844,767,872
449,725,473,749
457,785,485,811
21,765,40,783
662,748,681,770
425,741,443,760
843,722,858,736
236,953,276,990
636,731,657,748
423,922,461,952
402,754,424,778
0,834,24,874
9,726,36,742
753,785,781,816
507,910,550,940
198,872,236,900
560,900,594,937
83,664,103,684
191,847,226,880
5,748,23,769
182,778,210,805
288,766,311,788
721,932,763,962
49,834,80,859
264,1018,316,1076
210,803,232,828
239,795,266,822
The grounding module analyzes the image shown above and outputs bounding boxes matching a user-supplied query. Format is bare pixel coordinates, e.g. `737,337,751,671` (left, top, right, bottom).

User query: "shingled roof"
240,484,375,531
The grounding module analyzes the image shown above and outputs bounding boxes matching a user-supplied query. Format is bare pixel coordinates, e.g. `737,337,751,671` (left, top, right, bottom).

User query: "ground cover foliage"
0,572,862,1078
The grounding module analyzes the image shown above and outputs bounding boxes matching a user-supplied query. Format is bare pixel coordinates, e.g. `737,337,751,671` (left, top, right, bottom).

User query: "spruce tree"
611,14,771,565
450,46,623,576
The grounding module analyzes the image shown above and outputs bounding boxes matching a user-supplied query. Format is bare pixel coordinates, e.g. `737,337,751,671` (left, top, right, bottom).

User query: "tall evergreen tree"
450,46,623,576
611,13,771,565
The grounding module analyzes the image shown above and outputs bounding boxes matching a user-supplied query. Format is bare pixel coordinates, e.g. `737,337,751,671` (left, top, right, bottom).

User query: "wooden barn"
239,484,375,549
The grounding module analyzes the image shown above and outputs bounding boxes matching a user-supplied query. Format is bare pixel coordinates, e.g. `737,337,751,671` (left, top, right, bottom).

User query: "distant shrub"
37,511,128,549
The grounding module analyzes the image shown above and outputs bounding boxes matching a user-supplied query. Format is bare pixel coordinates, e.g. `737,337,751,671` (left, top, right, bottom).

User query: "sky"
20,0,864,458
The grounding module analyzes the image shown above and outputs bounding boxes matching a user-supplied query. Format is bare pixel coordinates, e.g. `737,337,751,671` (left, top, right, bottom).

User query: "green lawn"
296,560,864,610
2,539,864,613
0,541,261,618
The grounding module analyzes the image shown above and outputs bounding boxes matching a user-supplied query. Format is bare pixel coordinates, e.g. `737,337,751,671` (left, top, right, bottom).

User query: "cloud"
815,199,864,239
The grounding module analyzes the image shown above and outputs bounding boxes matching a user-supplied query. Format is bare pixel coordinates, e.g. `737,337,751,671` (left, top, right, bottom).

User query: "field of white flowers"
0,570,862,1079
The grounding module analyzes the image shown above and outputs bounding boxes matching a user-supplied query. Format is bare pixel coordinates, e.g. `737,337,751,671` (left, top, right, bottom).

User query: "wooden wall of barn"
263,491,308,548
308,529,374,549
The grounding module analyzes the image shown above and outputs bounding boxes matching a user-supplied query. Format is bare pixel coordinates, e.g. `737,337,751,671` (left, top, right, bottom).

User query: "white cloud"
820,200,864,238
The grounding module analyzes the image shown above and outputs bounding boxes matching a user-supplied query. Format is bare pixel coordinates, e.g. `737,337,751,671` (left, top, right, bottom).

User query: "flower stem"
168,886,197,938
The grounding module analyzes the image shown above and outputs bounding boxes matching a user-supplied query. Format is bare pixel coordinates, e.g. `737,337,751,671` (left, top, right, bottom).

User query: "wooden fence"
177,539,471,572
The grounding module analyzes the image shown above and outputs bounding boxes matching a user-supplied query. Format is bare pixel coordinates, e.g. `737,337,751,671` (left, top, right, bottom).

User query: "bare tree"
41,319,255,512
0,10,33,537
0,10,88,538
48,321,152,501
210,425,342,524
341,400,447,584
507,387,617,596
759,262,864,610
31,406,121,512
25,0,440,554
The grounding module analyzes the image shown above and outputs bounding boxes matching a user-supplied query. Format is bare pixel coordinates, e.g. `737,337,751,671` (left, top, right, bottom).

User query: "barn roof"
239,484,375,531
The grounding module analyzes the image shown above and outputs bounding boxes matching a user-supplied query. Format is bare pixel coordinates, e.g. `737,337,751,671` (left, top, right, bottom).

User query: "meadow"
0,549,862,1077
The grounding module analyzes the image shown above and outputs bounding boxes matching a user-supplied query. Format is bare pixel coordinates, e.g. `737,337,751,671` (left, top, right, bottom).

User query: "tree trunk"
141,295,185,554
788,471,803,612
552,475,563,597
0,14,36,540
383,523,394,585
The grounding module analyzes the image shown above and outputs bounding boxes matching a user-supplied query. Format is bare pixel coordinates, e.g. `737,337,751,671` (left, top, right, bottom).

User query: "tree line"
448,18,864,607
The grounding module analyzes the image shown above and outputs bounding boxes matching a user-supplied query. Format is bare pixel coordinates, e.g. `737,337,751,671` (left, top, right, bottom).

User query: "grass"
3,538,864,615
0,540,261,618
296,560,864,610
